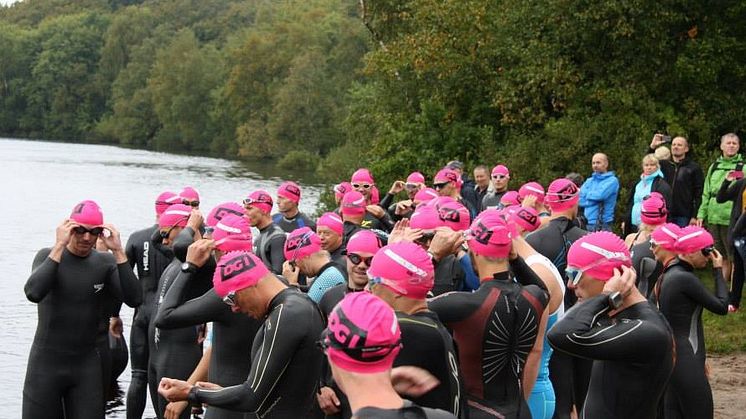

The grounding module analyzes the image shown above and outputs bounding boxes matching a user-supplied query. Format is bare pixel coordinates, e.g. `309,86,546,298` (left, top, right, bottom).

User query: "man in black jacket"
649,134,704,227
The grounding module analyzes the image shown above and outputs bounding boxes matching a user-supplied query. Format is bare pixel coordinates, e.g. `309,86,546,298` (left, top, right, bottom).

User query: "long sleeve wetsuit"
656,260,728,419
187,288,324,418
23,247,141,419
547,296,674,419
429,265,548,419
154,269,263,419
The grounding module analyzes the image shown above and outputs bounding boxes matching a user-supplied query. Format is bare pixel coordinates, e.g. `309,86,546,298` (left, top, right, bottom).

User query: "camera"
661,135,672,143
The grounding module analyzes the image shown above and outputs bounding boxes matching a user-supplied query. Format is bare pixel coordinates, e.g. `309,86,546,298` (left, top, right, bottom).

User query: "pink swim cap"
212,214,253,252
640,192,668,226
244,190,273,214
334,182,352,200
434,168,462,188
180,186,200,202
519,182,546,204
414,187,439,204
510,206,541,233
545,178,580,211
341,191,367,217
406,172,426,184
567,232,631,281
277,181,302,204
436,200,471,231
650,223,681,251
284,227,322,261
212,251,270,298
317,212,344,236
465,209,513,258
346,230,384,255
370,186,380,205
409,204,441,230
675,226,714,254
158,204,192,229
500,191,521,207
70,200,104,226
368,242,434,299
351,168,375,184
323,292,401,373
491,164,510,177
206,202,245,228
155,191,181,216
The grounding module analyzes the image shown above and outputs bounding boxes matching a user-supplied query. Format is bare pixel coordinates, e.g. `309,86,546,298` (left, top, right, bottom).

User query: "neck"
259,277,289,312
281,207,299,218
393,297,429,315
476,262,509,283
343,375,403,412
307,255,330,277
548,210,573,221
612,288,647,315
257,217,273,230
672,154,685,163
66,243,92,258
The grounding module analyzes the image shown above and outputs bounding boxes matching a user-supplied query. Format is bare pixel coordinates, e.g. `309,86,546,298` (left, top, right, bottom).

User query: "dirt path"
710,353,746,419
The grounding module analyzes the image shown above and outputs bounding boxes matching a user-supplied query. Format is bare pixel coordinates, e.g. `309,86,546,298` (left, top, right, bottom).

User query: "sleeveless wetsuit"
124,225,174,418
656,260,728,419
547,296,674,419
154,269,263,419
23,247,142,419
429,259,549,419
525,254,565,419
187,288,324,418
525,217,590,419
148,259,212,419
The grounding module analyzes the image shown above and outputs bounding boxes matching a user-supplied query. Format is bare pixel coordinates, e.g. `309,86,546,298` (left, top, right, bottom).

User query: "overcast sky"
0,0,20,5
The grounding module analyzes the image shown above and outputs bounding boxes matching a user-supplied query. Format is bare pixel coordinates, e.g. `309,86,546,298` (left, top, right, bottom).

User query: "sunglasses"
491,175,507,180
183,200,200,207
347,253,373,267
73,226,104,236
222,291,237,307
159,225,180,239
565,267,584,286
414,231,435,246
203,226,215,236
404,183,419,190
352,183,372,190
701,246,715,257
433,182,450,189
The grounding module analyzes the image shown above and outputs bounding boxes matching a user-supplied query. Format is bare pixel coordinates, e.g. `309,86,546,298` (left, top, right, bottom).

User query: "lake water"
0,138,322,418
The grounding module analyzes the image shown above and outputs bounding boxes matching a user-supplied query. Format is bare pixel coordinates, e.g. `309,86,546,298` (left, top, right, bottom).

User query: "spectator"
472,165,490,213
622,154,672,236
447,160,479,215
649,134,704,227
482,164,511,209
579,153,620,231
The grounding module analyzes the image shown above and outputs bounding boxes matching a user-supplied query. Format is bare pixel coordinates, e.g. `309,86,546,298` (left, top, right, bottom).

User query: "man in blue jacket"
580,153,620,231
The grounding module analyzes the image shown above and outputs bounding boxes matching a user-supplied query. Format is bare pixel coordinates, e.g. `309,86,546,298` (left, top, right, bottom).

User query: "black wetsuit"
354,400,456,418
361,212,394,232
148,259,212,419
429,258,549,419
125,225,175,419
329,245,346,267
187,287,324,418
547,296,675,419
23,247,142,419
656,260,728,419
525,216,590,419
154,269,263,419
432,255,466,296
342,221,363,248
629,238,661,299
395,311,465,418
254,223,286,274
273,211,317,233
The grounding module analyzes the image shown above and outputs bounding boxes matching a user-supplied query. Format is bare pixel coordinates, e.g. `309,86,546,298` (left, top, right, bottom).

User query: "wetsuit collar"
267,287,295,312
482,271,511,282
663,257,693,272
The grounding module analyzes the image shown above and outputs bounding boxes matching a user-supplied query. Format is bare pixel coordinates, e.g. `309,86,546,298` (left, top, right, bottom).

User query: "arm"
24,248,57,303
125,233,138,270
683,268,728,315
548,296,666,360
457,253,480,291
715,177,742,203
509,256,548,293
165,347,211,419
268,235,286,275
697,165,713,220
188,303,307,411
585,177,619,202
522,308,547,398
692,165,705,218
155,275,226,329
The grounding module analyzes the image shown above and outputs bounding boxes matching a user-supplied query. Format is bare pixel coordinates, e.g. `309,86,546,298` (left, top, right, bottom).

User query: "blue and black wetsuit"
273,211,317,233
124,225,174,418
23,247,142,419
656,260,728,419
154,268,263,419
187,288,324,418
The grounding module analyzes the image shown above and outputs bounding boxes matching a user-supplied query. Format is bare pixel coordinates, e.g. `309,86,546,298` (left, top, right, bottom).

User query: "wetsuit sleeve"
188,302,307,411
267,234,286,275
379,192,395,210
715,178,742,203
173,227,196,262
510,256,549,293
24,248,56,303
682,269,729,315
109,261,143,307
125,234,137,270
692,164,705,217
548,296,668,361
154,272,227,328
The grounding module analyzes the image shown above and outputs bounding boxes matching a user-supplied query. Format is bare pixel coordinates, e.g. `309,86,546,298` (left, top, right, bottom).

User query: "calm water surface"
0,138,322,418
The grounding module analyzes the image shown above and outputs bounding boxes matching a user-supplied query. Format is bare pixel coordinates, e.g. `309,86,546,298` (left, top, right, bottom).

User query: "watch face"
181,262,191,271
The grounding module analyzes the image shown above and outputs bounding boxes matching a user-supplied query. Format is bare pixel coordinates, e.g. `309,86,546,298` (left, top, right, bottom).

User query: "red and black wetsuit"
547,296,675,419
429,258,549,419
656,260,728,419
354,400,456,418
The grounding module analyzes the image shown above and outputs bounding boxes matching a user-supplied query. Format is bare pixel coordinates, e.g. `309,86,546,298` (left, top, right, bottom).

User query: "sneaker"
728,304,738,313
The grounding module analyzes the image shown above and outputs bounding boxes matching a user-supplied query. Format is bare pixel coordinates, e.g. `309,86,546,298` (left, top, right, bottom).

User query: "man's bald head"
591,153,609,173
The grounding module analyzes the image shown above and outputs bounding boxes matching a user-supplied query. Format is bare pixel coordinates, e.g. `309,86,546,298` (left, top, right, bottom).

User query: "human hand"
650,133,664,149
602,266,637,297
389,180,405,195
695,218,704,228
98,224,123,253
316,386,341,414
186,239,215,268
282,260,300,285
158,378,192,402
109,316,123,338
391,366,440,397
55,219,76,247
164,401,189,419
709,248,723,269
521,194,537,209
395,200,414,216
366,205,386,219
428,228,463,261
187,209,204,231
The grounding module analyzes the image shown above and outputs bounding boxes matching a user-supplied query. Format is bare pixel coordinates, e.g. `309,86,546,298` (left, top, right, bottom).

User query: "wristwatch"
607,291,623,310
181,262,198,274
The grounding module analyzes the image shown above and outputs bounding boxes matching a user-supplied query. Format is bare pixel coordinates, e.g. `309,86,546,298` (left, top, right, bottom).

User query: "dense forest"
1,0,745,187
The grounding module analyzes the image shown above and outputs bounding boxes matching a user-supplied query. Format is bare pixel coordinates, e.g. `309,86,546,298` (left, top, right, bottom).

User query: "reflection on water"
0,138,322,418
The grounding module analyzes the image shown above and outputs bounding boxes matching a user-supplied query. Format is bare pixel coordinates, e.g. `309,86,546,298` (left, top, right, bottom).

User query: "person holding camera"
651,225,728,419
648,134,704,228
715,162,746,312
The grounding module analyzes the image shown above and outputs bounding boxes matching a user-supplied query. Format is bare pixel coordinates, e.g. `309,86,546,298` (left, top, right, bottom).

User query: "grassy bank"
699,270,745,354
